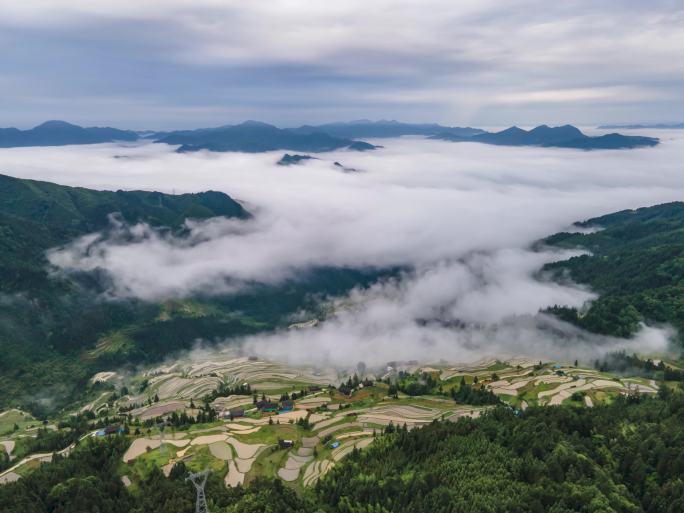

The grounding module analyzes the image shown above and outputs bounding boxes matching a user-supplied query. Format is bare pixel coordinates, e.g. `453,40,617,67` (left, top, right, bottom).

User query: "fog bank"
3,131,684,362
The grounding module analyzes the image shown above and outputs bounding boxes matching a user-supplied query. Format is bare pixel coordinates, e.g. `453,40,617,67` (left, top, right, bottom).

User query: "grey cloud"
0,1,683,127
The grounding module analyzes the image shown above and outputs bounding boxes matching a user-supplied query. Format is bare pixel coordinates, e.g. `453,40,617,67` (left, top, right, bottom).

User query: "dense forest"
543,201,684,347
1,391,682,512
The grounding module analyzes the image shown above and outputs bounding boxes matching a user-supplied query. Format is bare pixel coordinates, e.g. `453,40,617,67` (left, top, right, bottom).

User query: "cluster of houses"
217,398,298,420
216,385,327,420
255,399,294,413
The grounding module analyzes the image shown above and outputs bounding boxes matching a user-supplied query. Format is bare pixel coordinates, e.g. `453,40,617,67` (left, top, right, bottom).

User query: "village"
0,354,661,489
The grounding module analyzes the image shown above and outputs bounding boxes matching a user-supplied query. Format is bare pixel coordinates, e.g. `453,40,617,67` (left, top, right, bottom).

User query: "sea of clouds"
2,129,683,366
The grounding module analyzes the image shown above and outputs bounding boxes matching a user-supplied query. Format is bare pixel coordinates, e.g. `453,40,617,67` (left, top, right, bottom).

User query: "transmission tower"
186,469,211,513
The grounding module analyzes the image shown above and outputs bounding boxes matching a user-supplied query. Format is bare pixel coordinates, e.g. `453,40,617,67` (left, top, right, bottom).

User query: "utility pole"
186,469,211,513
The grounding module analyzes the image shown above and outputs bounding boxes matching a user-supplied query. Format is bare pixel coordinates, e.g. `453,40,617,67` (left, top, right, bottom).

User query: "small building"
229,408,245,418
278,439,294,449
259,402,278,412
308,385,321,393
280,400,294,412
330,441,340,449
97,425,124,436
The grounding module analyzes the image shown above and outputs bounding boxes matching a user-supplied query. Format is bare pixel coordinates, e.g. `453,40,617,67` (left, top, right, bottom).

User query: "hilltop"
431,124,659,149
289,119,485,139
0,120,138,147
156,121,380,153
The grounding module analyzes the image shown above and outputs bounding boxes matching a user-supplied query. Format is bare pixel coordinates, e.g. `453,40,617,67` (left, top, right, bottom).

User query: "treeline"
542,202,684,345
388,372,500,405
593,352,684,382
316,391,684,513
449,379,500,405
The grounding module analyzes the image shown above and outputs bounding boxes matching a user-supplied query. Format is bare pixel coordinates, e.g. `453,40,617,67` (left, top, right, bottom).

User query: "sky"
0,1,683,129
2,131,682,365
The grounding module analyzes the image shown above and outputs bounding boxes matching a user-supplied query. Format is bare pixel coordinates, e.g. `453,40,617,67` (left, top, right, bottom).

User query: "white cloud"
3,132,683,363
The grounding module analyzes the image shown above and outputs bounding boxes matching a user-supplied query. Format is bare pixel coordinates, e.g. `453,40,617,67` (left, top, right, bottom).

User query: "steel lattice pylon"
186,469,211,513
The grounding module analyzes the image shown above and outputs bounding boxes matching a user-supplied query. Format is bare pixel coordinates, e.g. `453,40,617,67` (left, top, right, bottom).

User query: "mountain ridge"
431,124,659,149
0,120,139,147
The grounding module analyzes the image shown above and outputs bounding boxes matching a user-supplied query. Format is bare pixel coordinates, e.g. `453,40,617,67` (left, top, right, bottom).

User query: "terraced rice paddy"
9,354,658,492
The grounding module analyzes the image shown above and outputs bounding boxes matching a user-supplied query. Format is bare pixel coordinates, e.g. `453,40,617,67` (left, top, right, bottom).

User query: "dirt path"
0,443,75,482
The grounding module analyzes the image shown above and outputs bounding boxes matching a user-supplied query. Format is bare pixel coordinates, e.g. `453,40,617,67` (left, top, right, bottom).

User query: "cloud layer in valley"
4,131,684,364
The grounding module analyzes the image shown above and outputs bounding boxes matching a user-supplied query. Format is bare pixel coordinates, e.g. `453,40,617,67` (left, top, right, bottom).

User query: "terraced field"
0,354,663,489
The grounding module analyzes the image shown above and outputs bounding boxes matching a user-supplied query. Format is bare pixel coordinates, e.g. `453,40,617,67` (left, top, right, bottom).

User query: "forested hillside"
0,173,248,294
0,175,387,415
543,202,684,345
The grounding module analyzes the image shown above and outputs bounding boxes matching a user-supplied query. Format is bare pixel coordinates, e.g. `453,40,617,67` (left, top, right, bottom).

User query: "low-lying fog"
3,129,684,366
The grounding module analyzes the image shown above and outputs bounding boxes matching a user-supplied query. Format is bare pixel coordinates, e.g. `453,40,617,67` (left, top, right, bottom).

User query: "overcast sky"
1,0,683,129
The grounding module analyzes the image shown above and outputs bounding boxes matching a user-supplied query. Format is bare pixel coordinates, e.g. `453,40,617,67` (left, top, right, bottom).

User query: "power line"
186,469,211,513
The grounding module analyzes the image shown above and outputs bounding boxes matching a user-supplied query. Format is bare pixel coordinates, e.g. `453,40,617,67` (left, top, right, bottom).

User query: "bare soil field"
123,438,189,462
208,441,232,460
226,437,264,459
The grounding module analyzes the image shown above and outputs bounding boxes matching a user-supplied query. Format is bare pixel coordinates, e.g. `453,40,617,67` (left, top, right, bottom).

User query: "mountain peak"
34,120,82,130
236,120,276,129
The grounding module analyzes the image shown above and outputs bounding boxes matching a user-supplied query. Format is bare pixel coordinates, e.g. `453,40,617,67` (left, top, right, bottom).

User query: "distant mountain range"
0,120,138,147
431,124,659,149
288,119,485,138
598,123,684,129
0,120,659,151
155,121,380,153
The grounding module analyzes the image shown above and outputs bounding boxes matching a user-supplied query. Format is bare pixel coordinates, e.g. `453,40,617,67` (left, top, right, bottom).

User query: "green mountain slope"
0,174,388,415
542,202,684,343
0,173,248,294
